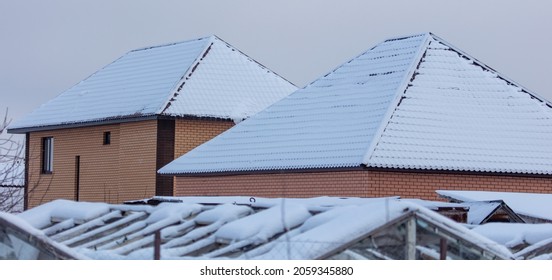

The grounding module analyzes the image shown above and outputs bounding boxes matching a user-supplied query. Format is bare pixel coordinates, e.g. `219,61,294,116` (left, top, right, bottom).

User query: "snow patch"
472,223,552,248
215,202,311,243
19,199,110,229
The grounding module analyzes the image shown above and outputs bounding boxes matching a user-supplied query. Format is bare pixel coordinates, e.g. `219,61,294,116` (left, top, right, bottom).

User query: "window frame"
103,131,111,145
41,137,54,174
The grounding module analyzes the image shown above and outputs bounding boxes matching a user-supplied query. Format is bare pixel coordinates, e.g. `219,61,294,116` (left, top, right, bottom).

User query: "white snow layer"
16,197,515,260
18,199,110,229
214,202,311,243
472,223,552,248
0,212,86,259
254,199,514,260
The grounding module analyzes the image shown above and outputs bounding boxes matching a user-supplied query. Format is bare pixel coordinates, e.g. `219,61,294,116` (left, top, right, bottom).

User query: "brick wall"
26,118,234,208
174,119,234,158
174,169,552,200
27,120,158,208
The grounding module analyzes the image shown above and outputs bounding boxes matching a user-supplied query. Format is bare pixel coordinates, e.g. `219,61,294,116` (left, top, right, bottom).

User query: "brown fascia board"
163,165,552,178
7,114,233,134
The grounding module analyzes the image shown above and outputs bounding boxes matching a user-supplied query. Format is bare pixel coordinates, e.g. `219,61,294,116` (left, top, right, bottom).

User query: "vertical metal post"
440,238,447,260
154,230,161,260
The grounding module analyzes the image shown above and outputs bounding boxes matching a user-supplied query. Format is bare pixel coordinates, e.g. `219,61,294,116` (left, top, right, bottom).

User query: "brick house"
159,33,552,200
8,36,297,208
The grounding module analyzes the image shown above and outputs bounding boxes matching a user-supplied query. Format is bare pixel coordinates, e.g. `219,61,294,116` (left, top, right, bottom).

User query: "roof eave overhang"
7,115,160,134
8,114,234,133
160,165,367,177
162,165,552,178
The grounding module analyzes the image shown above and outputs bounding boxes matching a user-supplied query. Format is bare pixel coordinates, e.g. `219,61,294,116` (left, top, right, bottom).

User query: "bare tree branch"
0,108,25,213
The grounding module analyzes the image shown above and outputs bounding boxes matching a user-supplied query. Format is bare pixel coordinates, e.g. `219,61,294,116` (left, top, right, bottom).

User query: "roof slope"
159,33,427,173
160,32,552,175
9,36,296,132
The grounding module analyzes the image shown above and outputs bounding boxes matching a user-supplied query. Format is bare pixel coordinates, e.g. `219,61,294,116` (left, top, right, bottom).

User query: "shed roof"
159,32,552,176
8,36,296,133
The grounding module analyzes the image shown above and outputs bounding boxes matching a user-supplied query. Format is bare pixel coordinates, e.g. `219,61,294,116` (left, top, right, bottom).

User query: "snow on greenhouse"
437,190,552,223
9,196,518,260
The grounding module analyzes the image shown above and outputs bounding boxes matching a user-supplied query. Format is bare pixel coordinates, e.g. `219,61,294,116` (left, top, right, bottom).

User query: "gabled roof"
159,32,552,176
437,190,552,222
16,197,512,260
8,36,297,133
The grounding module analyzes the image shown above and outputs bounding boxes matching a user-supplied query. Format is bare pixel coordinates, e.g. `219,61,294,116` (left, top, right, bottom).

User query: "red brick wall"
174,169,552,200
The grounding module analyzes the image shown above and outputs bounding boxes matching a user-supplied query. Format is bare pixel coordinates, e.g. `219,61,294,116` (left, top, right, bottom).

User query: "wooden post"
406,218,416,260
440,238,447,260
154,230,161,260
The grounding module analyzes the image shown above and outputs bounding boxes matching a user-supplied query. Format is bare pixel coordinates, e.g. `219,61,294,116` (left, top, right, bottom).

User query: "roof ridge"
158,36,297,115
429,33,552,107
211,35,298,88
303,33,430,90
156,37,216,115
361,33,433,165
130,35,213,52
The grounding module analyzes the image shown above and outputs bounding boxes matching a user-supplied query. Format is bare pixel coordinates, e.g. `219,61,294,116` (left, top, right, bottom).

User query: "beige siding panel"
118,121,158,202
27,121,160,208
27,124,121,207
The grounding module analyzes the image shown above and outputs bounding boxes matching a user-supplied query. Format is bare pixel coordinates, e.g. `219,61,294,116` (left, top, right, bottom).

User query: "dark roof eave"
161,165,552,178
7,114,234,133
160,165,367,177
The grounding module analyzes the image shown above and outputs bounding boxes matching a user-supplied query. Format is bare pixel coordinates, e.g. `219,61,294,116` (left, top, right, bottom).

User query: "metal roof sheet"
160,33,552,175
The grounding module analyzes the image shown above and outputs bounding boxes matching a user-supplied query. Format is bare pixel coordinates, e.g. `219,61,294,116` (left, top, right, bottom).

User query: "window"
41,137,53,174
103,131,111,145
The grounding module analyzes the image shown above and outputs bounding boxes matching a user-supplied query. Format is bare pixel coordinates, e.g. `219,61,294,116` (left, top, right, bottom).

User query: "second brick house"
8,35,297,208
160,32,552,200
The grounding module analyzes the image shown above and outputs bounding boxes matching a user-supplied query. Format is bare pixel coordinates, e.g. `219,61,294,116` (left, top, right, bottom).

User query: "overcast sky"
1,0,551,122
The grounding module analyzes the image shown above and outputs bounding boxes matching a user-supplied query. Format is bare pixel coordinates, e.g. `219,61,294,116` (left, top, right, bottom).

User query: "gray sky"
1,0,551,122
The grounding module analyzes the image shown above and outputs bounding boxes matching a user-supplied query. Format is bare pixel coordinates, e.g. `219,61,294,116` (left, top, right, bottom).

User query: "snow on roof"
472,223,552,251
403,199,523,225
8,36,296,132
437,190,552,222
461,201,503,225
16,197,512,260
159,32,552,175
514,236,552,260
0,212,85,259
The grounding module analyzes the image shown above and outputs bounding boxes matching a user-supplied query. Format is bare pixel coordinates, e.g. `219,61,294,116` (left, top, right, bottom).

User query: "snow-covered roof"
437,190,552,222
0,212,83,259
472,223,552,258
159,32,552,175
404,199,523,225
8,36,297,133
17,197,512,260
